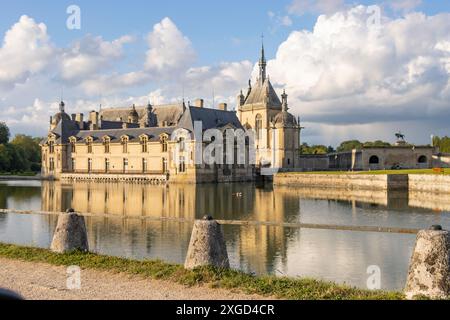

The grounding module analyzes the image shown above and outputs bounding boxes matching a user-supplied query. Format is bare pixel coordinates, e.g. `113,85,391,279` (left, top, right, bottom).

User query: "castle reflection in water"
38,181,450,276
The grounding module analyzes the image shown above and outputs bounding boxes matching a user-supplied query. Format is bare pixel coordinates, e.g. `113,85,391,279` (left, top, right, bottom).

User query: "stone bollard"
184,215,230,270
50,209,89,253
405,225,450,299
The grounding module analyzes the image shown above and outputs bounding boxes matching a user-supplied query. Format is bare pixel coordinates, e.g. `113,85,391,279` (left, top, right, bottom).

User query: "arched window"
161,135,168,152
418,155,428,164
369,155,379,164
178,137,186,152
255,114,263,141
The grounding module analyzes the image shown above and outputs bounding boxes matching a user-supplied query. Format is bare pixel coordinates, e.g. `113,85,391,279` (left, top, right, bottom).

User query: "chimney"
218,103,228,111
194,99,204,108
89,111,99,130
75,113,84,130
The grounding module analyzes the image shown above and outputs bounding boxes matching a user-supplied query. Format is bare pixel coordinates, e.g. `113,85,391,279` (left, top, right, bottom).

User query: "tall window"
71,158,76,172
141,137,148,153
123,158,128,173
179,156,186,173
87,141,93,154
88,158,92,173
142,158,147,173
49,158,55,171
178,137,186,152
255,114,263,141
71,142,76,153
161,135,168,152
162,158,168,174
49,141,55,154
105,158,110,173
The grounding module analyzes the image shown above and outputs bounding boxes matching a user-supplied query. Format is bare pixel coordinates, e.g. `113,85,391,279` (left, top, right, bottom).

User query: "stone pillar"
184,216,230,270
405,225,450,299
50,209,89,254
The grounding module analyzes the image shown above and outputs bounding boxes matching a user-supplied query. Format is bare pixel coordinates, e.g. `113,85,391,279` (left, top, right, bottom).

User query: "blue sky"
2,0,447,69
1,0,450,145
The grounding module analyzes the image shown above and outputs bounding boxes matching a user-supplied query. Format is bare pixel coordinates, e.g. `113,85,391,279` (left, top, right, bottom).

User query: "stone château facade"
40,46,302,183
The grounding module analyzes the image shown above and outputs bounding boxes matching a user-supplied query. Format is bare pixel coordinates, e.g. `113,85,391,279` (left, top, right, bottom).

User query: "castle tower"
238,44,301,169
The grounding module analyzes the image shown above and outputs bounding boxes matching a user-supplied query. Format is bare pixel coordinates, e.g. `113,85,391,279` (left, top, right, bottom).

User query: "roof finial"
59,86,65,112
282,89,288,112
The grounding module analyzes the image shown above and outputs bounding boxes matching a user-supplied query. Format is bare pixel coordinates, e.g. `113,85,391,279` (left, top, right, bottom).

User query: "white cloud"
288,0,345,16
0,15,54,89
61,34,134,81
145,17,196,75
388,0,422,13
267,6,450,144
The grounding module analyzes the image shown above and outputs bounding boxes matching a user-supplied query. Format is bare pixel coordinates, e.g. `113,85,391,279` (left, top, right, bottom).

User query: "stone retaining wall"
274,173,450,194
274,173,408,191
408,175,450,193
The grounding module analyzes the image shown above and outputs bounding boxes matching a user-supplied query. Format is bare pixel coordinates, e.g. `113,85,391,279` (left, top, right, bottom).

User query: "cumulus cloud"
145,17,196,75
388,0,422,13
288,0,346,16
60,34,134,82
267,5,450,144
0,15,54,89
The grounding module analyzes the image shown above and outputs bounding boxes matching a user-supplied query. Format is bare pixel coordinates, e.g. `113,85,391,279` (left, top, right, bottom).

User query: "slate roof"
244,78,282,108
43,103,243,145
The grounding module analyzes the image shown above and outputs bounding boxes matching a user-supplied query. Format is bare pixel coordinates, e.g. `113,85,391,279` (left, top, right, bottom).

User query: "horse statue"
395,132,406,141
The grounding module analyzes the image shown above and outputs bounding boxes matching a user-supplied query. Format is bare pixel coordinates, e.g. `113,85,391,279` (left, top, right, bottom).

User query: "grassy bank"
0,243,404,300
283,169,450,175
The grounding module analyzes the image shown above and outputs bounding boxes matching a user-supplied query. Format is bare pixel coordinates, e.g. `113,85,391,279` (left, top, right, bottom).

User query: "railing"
65,170,167,175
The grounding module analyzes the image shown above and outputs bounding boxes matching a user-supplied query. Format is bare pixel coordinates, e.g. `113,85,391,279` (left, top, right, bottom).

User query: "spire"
259,35,267,84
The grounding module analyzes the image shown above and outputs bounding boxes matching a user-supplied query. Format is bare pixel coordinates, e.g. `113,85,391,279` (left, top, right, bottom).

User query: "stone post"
405,225,450,299
184,216,230,270
50,209,89,254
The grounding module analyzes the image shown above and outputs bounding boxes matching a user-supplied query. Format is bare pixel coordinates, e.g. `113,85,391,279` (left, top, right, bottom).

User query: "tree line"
433,136,450,153
301,140,392,155
0,122,42,174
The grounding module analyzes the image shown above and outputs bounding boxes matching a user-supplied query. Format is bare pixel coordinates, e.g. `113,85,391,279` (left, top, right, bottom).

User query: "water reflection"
0,180,450,290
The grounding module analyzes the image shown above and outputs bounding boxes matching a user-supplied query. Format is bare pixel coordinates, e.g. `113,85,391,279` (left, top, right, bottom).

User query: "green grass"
0,243,405,300
283,169,450,175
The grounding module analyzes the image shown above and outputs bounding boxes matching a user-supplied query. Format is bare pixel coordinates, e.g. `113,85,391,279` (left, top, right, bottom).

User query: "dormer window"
86,137,93,154
121,136,129,153
160,135,168,152
69,137,77,153
140,135,149,153
103,136,111,153
49,141,55,154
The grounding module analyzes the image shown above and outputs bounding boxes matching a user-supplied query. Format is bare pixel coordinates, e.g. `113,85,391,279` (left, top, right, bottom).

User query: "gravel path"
0,258,273,300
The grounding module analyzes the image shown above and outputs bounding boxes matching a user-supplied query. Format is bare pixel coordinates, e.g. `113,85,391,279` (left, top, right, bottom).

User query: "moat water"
1,179,450,291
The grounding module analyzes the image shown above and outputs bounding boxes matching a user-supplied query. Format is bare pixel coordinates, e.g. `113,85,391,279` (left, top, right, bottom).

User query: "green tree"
300,143,330,155
434,136,450,153
337,140,363,152
0,122,10,144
